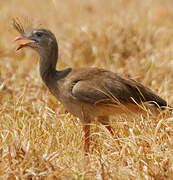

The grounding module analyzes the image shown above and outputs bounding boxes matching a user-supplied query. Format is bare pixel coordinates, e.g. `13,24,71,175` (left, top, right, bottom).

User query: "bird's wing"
72,80,116,104
71,69,167,107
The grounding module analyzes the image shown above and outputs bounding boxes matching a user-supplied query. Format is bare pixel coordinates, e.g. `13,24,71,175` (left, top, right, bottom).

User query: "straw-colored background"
1,0,173,179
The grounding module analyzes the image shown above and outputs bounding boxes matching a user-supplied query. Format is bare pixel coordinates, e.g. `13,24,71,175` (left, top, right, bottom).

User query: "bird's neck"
39,46,71,86
39,47,58,85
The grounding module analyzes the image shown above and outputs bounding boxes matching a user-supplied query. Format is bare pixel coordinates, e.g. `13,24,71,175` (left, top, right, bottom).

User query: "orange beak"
14,35,30,51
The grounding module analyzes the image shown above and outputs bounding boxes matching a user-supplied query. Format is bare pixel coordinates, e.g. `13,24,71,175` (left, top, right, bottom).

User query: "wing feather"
71,68,167,107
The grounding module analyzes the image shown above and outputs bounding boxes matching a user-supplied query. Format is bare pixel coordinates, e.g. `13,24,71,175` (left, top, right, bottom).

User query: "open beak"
14,35,33,51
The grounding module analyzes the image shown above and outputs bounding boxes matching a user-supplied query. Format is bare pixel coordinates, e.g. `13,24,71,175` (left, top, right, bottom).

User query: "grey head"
14,28,58,56
14,19,61,83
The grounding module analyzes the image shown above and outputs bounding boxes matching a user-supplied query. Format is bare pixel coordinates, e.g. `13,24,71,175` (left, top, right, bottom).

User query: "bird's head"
13,19,57,55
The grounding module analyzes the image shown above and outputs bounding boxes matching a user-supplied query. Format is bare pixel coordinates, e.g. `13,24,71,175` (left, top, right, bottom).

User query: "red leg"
97,116,114,136
83,124,90,154
106,125,114,136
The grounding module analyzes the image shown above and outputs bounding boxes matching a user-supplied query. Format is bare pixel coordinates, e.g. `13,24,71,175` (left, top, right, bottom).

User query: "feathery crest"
12,18,25,34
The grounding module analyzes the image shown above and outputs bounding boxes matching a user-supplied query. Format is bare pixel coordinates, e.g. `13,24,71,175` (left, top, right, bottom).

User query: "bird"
13,20,169,154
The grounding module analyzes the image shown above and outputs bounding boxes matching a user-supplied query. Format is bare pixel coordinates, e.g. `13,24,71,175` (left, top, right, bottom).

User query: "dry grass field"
1,0,173,179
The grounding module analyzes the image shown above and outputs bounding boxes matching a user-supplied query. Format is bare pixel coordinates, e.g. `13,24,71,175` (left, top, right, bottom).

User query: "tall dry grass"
1,0,173,179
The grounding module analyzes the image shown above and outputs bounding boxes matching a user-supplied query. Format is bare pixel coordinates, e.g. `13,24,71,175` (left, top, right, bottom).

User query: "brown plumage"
14,20,168,154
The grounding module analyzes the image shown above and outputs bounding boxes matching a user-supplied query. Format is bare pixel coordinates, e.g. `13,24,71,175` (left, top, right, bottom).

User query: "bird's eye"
35,32,43,37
